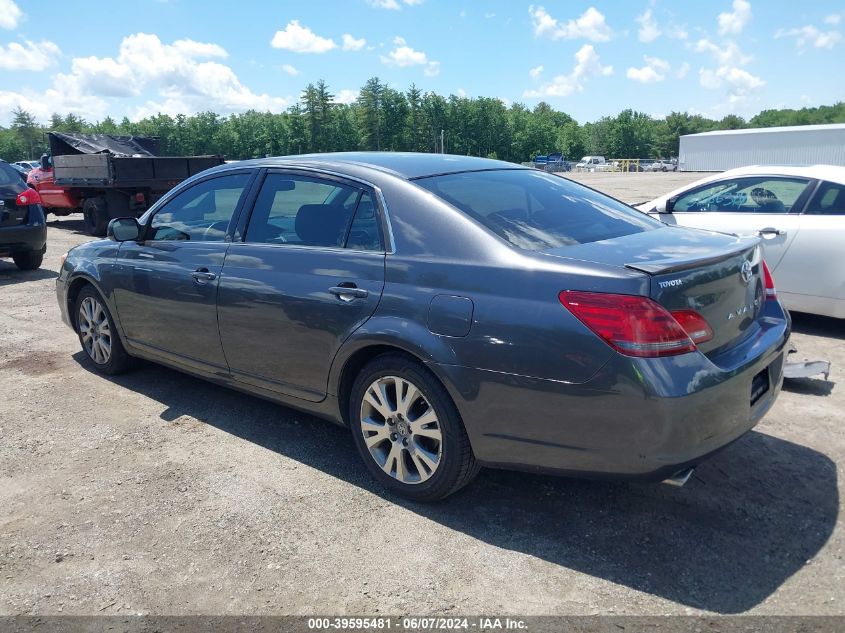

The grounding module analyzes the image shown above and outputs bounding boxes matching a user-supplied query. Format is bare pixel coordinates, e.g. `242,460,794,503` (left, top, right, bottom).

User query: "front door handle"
329,286,368,302
191,269,217,283
758,227,785,239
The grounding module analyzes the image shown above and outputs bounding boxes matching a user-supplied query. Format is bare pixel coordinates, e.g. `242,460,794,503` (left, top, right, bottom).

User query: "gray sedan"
56,153,790,500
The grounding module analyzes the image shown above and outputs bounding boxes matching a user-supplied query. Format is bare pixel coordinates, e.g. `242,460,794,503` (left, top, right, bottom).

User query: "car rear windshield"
414,169,661,250
0,162,20,186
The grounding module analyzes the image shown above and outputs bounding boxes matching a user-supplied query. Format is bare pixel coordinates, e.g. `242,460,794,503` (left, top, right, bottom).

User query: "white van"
575,156,606,172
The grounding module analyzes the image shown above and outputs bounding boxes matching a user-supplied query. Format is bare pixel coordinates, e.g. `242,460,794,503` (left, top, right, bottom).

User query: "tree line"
2,77,844,164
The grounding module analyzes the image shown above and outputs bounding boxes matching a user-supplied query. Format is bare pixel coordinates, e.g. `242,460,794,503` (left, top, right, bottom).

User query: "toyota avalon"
56,153,790,500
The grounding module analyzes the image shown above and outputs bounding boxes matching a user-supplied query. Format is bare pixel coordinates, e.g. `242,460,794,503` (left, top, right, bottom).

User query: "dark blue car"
0,159,46,270
56,153,790,500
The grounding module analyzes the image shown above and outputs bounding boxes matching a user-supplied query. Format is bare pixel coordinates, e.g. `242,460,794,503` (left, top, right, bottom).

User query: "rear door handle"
758,227,785,238
329,286,368,302
191,269,217,283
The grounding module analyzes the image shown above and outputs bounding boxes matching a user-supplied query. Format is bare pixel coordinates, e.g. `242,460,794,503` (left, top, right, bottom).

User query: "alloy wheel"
359,375,443,484
78,296,112,365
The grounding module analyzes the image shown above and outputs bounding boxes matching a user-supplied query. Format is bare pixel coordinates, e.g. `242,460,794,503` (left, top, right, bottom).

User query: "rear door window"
245,173,374,248
805,181,845,215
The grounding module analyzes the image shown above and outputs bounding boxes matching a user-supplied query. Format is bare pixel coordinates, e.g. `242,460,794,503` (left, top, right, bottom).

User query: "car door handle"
758,227,786,238
329,286,368,302
191,269,217,283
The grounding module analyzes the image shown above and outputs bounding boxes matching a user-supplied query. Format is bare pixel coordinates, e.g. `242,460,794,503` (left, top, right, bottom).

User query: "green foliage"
1,80,843,164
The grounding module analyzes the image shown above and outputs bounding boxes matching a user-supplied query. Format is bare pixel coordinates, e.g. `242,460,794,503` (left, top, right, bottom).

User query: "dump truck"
27,132,224,236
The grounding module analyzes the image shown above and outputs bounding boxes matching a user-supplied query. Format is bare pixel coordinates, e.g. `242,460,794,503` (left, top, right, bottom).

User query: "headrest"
295,204,345,246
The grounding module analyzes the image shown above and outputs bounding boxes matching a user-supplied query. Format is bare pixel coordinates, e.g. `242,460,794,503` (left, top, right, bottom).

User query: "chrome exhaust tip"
662,467,695,487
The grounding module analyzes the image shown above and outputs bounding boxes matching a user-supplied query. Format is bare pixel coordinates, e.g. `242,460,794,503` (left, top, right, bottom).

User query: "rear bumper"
0,224,46,257
437,305,790,480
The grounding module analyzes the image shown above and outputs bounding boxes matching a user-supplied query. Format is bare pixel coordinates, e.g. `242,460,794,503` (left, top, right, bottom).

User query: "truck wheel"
12,251,43,270
83,198,109,237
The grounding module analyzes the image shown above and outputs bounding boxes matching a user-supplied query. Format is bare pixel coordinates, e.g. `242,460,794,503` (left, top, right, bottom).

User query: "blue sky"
0,0,843,125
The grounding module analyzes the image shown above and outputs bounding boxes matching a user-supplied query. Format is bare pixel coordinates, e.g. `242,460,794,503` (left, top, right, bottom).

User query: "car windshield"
414,169,661,250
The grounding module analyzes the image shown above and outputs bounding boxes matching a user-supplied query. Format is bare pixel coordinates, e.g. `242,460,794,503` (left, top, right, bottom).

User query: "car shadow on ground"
46,216,90,236
783,311,839,395
0,261,56,285
790,312,845,341
72,352,839,614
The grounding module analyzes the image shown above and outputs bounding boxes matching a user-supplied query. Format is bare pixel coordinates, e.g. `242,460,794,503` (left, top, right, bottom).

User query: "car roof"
225,152,527,180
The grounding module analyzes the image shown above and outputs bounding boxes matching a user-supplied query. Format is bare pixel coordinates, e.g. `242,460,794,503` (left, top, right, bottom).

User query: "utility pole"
440,129,445,154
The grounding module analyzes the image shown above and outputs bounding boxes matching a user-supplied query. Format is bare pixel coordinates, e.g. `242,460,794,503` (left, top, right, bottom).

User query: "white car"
637,165,845,319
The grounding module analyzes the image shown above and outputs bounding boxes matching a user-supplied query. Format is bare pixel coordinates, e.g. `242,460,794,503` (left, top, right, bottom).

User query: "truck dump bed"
49,132,223,191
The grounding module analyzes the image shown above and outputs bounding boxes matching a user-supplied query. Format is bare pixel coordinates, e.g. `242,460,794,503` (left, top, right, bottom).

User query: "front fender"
61,243,126,338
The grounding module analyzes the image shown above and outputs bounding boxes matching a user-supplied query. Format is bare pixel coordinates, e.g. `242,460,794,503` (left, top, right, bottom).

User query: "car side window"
345,192,384,251
673,177,810,213
805,182,845,215
149,173,251,242
245,173,364,248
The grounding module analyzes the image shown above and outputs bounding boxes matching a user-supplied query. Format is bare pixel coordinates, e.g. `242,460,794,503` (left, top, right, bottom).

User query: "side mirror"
40,155,51,170
663,197,678,214
108,217,141,242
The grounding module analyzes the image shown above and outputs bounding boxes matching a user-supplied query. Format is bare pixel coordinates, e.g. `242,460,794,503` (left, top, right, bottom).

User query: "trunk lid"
541,226,765,354
0,184,28,228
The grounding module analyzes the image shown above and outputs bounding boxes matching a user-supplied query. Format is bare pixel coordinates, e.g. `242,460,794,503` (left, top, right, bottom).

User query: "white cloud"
335,89,358,104
636,9,661,43
676,61,690,79
694,35,763,110
380,36,440,75
1,32,291,124
694,38,752,66
0,0,23,30
775,24,842,50
529,64,544,79
698,65,765,107
0,39,60,71
270,20,336,54
523,44,612,98
280,64,299,76
367,0,422,8
626,56,670,83
529,5,612,42
718,0,752,36
342,33,366,51
825,14,841,26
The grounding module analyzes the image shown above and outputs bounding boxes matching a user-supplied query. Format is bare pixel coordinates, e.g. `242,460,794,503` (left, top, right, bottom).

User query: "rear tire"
74,286,133,375
82,197,109,237
349,353,479,501
12,251,43,270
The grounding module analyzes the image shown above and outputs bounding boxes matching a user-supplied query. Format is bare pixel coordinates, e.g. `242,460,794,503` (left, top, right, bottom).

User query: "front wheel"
74,286,133,375
349,353,479,501
12,251,43,270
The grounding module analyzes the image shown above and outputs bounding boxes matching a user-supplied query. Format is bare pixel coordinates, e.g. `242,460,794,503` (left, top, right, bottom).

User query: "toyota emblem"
740,261,753,285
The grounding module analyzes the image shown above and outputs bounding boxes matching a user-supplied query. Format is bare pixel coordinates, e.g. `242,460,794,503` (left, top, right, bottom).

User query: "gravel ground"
0,172,842,616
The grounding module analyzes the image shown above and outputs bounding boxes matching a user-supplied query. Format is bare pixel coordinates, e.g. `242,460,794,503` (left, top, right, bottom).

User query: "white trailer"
678,123,845,172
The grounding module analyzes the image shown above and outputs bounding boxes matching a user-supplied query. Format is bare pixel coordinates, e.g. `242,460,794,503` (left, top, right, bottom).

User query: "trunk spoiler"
624,236,760,276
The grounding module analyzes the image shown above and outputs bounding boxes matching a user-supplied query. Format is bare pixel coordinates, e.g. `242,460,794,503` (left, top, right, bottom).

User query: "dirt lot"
1,172,842,616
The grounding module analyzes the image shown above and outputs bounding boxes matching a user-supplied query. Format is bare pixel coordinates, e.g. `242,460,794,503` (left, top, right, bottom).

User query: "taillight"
560,291,701,357
761,260,776,300
670,309,714,344
16,188,42,206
